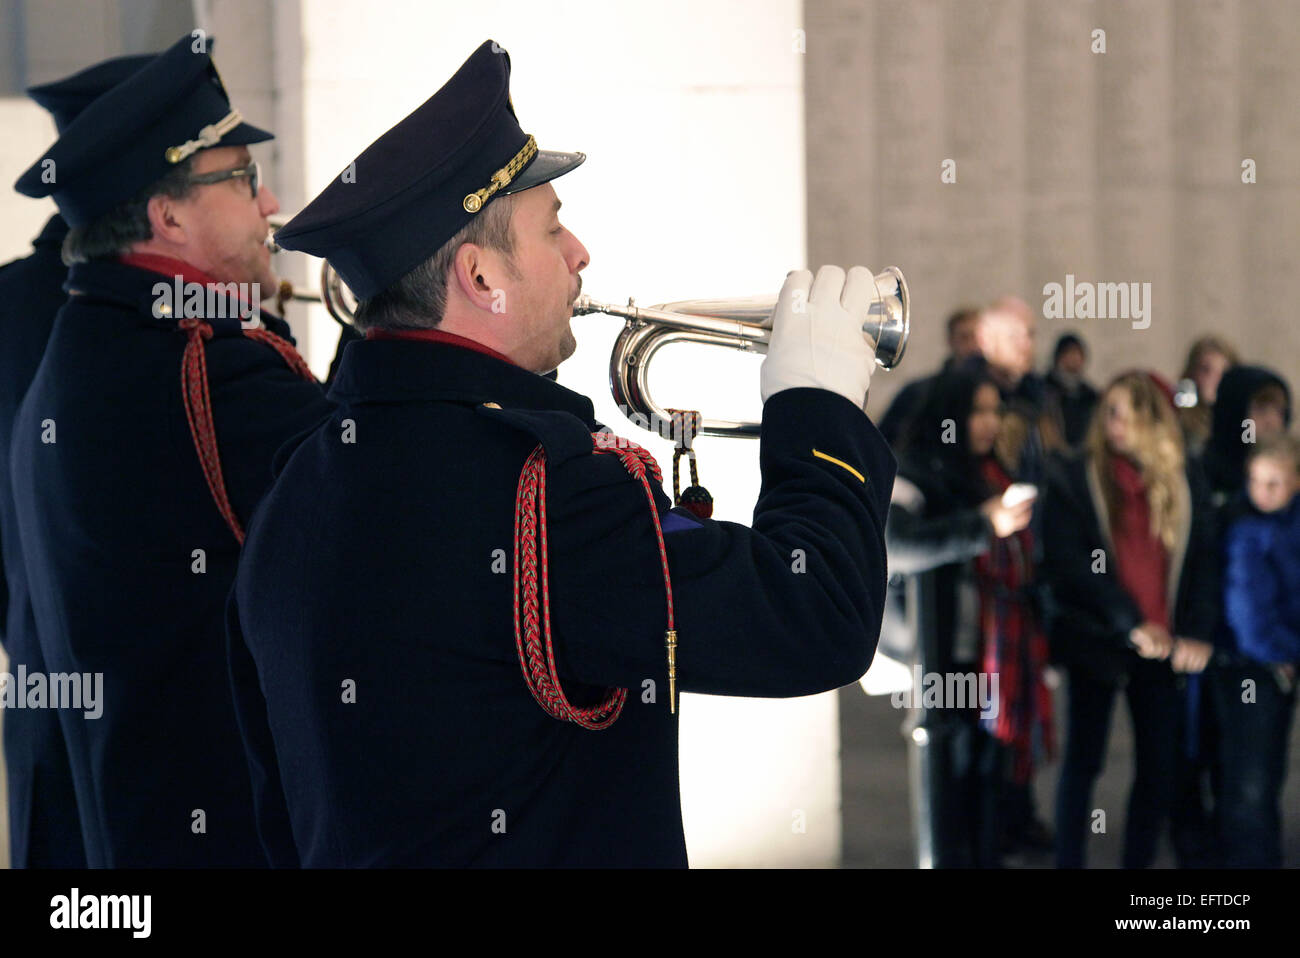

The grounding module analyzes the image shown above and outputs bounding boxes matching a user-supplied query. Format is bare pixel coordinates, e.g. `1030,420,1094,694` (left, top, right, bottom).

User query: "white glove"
759,265,880,410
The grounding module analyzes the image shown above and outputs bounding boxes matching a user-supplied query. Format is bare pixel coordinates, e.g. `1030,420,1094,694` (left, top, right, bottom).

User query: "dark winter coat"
1222,497,1300,665
0,215,86,867
10,258,336,866
227,339,896,867
1040,451,1219,686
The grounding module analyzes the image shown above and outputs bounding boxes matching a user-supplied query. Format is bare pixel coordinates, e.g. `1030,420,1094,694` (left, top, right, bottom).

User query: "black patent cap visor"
501,149,585,196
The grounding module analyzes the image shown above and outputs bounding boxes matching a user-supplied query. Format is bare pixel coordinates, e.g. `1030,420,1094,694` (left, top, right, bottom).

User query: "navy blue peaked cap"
272,39,585,300
14,34,272,228
27,53,156,133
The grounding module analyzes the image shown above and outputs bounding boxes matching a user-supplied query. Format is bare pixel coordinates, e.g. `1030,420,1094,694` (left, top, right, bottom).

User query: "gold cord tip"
665,629,678,714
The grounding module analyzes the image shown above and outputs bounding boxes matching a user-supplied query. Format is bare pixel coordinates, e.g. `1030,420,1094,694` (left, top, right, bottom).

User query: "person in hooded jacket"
1203,365,1292,512
1173,365,1293,865
886,365,1049,866
1211,435,1300,867
1201,369,1294,867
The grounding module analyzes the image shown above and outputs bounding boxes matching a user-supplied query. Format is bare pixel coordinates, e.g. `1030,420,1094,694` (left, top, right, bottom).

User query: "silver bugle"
573,266,910,438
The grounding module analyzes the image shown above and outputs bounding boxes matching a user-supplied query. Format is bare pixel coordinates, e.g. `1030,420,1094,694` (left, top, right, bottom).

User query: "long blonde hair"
1086,372,1187,551
1179,335,1240,384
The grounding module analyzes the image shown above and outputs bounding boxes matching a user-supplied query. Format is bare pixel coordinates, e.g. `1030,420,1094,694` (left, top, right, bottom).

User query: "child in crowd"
1212,434,1300,867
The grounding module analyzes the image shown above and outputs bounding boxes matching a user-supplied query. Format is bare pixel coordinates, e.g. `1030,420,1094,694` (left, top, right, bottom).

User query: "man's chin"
255,273,281,300
558,328,577,364
207,257,277,300
535,332,577,377
248,259,280,301
252,244,279,299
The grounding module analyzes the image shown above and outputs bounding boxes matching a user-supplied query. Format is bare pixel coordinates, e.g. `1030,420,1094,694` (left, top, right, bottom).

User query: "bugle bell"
573,266,910,438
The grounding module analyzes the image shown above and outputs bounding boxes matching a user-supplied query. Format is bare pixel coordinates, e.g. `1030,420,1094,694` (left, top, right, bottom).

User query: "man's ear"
146,194,187,245
452,243,501,312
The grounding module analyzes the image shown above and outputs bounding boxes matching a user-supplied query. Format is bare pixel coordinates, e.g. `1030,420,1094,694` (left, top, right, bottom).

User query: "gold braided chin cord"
165,108,245,164
463,134,537,213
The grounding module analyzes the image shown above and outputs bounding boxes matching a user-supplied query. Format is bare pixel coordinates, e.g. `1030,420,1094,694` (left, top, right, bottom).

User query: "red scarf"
975,457,1055,784
1108,453,1170,630
120,252,220,286
119,252,268,310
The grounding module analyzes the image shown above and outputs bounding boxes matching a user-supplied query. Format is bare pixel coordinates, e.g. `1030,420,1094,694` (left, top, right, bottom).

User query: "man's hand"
760,265,879,410
1129,622,1173,660
1170,638,1213,673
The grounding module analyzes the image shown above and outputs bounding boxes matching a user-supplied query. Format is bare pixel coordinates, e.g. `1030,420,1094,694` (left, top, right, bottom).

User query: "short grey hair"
352,193,518,332
62,156,198,264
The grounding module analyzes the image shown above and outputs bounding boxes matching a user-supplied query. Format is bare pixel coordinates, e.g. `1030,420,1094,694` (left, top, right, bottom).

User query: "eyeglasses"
187,161,260,200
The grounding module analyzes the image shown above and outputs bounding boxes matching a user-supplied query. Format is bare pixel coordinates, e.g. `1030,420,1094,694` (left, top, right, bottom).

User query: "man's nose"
258,184,281,217
569,233,590,273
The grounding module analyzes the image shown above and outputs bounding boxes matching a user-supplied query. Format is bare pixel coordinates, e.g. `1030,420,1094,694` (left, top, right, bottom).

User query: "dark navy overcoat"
10,258,335,866
0,215,86,867
228,338,896,867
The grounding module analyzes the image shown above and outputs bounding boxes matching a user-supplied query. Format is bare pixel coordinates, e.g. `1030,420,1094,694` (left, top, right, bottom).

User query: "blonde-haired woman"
1041,371,1219,868
1178,335,1239,455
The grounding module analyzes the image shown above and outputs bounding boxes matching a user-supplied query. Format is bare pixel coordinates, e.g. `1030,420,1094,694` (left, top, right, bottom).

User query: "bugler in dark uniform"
0,52,153,868
10,35,343,866
229,40,896,866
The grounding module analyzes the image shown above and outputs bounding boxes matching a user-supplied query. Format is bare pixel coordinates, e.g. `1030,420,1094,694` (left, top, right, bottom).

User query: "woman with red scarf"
888,365,1054,866
1042,371,1218,868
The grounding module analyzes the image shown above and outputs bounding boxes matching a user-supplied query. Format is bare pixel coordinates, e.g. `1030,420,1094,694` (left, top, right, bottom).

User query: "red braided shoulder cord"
178,319,316,544
513,431,679,729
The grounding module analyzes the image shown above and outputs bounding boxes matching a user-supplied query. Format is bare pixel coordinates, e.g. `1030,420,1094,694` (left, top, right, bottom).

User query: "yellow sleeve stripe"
812,448,865,484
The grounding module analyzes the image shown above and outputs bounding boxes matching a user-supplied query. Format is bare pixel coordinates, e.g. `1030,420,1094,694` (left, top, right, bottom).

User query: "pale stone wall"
805,0,1300,415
